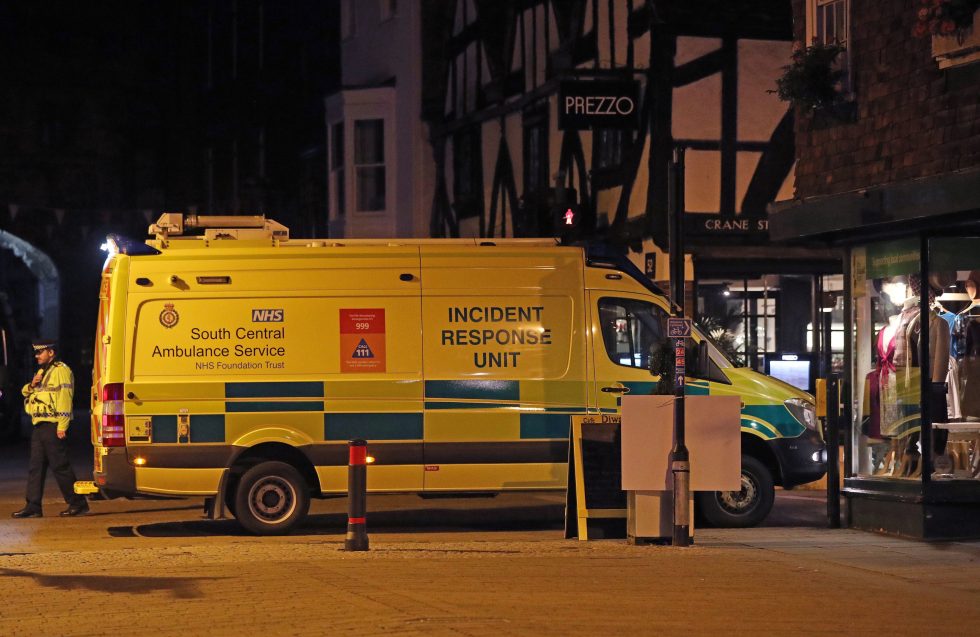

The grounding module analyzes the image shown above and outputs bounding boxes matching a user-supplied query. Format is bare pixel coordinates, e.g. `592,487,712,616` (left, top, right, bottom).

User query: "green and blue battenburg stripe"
151,414,226,443
519,413,570,439
323,413,423,441
224,381,325,413
225,381,324,398
741,404,805,438
425,380,520,402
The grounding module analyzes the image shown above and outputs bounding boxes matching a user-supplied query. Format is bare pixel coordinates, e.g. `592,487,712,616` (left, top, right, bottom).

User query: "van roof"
140,213,561,250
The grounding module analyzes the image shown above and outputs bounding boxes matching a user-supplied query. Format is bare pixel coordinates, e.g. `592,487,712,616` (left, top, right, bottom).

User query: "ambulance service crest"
159,303,180,328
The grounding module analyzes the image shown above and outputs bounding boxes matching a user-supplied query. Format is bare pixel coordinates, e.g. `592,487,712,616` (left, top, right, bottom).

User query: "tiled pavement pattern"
0,443,979,635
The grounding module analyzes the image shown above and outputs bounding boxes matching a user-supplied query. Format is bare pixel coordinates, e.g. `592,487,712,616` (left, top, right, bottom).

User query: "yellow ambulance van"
86,214,824,534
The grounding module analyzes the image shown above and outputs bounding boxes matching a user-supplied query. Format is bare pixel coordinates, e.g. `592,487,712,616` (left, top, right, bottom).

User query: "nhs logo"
252,309,284,322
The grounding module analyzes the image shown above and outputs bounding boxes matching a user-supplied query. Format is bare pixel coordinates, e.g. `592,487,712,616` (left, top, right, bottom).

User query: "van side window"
598,298,668,369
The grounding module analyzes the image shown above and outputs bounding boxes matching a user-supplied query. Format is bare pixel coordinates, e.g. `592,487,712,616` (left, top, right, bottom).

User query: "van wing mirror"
697,340,709,378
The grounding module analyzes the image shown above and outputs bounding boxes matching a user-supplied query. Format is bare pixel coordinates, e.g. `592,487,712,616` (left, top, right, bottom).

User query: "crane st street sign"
558,80,640,130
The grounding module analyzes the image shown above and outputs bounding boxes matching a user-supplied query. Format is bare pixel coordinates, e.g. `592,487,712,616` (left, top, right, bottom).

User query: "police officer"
11,339,89,518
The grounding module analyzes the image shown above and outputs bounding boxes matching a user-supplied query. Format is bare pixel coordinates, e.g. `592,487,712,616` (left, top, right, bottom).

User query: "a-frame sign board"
564,415,627,540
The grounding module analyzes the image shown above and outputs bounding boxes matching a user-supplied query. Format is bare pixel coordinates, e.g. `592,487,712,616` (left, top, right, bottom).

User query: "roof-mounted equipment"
149,213,289,242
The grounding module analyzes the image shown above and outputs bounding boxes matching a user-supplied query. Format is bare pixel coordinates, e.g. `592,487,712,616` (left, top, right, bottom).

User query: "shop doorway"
695,273,843,392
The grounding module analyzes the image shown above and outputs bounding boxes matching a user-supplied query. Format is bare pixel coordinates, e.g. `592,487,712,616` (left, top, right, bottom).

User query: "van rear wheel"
233,461,310,535
696,455,774,528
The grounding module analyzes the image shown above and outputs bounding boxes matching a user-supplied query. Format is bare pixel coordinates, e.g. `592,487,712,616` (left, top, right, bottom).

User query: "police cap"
32,339,57,353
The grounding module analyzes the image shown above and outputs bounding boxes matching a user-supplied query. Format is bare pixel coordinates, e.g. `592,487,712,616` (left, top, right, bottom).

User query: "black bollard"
345,439,369,551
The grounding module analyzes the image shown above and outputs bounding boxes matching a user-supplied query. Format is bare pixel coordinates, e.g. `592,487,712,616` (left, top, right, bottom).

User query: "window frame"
353,118,387,213
597,297,670,371
806,0,854,97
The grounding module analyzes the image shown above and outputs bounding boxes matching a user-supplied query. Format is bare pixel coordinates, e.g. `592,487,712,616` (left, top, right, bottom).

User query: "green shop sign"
865,239,919,279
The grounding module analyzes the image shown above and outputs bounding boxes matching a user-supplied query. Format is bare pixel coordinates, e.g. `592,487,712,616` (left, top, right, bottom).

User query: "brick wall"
791,0,980,199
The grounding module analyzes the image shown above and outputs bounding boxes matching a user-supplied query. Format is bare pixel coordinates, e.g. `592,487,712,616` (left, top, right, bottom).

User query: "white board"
620,395,741,491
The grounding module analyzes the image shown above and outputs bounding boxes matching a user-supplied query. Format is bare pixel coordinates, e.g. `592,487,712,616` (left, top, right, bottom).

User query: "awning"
768,166,980,243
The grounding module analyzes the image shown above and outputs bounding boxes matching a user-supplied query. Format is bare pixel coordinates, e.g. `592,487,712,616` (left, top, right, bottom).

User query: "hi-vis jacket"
22,362,74,432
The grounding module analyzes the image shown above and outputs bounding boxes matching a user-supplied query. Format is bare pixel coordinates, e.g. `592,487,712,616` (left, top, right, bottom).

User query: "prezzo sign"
558,80,639,130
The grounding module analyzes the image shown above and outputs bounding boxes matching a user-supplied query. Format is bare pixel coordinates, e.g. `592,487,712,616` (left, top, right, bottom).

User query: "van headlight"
785,398,817,431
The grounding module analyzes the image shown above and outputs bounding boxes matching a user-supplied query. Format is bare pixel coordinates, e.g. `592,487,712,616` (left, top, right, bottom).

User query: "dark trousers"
25,421,85,510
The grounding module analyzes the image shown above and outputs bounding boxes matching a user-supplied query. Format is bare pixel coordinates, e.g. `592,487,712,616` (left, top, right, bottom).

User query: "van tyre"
233,461,310,535
696,455,774,528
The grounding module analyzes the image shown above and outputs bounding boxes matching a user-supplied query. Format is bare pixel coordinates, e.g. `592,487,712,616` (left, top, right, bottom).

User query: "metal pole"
827,374,841,528
842,249,853,527
345,439,369,551
668,147,690,547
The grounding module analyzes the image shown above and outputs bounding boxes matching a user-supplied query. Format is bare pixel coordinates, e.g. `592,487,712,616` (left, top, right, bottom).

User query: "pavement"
0,438,979,636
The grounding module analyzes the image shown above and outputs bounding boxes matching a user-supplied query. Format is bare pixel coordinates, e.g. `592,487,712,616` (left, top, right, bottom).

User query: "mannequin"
870,278,908,474
961,273,980,420
878,279,917,440
898,275,951,478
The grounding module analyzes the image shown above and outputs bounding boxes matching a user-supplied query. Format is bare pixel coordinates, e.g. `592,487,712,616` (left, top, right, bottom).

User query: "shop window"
853,237,980,483
929,238,980,480
853,244,921,480
807,0,853,95
354,118,385,212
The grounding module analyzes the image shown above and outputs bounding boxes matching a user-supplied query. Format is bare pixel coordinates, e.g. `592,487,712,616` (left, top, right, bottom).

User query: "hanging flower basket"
913,0,979,38
771,43,846,113
923,0,980,68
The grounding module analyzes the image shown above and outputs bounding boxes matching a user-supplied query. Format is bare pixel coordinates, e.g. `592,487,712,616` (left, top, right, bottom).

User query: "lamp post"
668,147,690,547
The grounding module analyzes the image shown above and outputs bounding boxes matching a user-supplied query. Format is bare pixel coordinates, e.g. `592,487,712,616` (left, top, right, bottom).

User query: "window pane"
335,168,345,216
596,129,623,170
835,3,846,44
354,119,384,164
356,166,385,211
598,298,668,369
851,239,921,479
332,123,344,168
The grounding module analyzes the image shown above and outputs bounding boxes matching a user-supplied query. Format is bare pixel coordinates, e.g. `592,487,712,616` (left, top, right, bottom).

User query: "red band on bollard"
349,445,367,465
348,517,366,524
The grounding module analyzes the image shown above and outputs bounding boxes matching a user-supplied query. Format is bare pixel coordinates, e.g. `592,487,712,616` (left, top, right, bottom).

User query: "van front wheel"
696,455,774,528
233,461,310,535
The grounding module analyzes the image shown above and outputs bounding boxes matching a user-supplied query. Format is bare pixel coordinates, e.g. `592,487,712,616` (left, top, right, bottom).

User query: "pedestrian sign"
667,317,692,338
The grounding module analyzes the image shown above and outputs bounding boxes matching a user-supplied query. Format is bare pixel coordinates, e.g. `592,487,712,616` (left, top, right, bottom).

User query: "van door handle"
601,385,630,394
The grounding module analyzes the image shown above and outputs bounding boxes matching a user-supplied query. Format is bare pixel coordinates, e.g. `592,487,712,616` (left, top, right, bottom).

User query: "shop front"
770,167,980,539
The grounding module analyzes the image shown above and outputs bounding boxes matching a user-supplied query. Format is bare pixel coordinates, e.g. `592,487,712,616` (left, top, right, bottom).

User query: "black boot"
12,507,42,518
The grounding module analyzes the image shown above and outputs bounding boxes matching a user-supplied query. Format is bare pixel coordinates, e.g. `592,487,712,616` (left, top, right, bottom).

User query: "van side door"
590,292,682,412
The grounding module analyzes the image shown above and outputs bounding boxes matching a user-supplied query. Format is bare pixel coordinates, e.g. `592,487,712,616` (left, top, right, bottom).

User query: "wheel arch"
741,432,782,487
229,442,321,495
